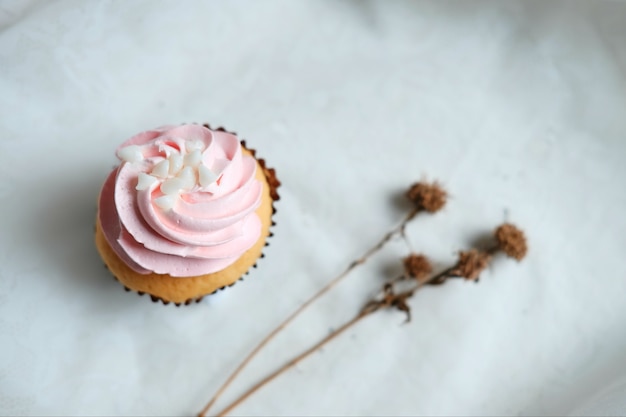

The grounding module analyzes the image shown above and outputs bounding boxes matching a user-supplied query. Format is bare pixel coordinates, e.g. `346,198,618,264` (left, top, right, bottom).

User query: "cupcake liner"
103,123,280,306
109,271,243,306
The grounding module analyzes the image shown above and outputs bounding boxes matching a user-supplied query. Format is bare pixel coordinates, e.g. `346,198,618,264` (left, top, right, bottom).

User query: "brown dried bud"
405,181,447,213
403,253,432,280
450,250,491,281
495,223,527,261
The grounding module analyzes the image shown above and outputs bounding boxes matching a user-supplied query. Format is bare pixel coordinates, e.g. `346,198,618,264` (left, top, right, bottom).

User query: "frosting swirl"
98,125,262,277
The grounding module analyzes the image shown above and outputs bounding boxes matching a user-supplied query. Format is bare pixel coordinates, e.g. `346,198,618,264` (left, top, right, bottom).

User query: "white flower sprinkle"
186,140,205,152
154,195,177,211
169,153,183,175
161,177,185,195
177,166,196,190
117,145,144,163
151,160,170,178
136,173,157,191
183,149,202,167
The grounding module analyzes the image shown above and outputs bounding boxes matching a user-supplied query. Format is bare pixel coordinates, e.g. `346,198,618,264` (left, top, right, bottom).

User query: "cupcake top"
98,124,262,277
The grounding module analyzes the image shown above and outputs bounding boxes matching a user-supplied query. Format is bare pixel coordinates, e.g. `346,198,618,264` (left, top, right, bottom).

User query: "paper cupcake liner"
104,123,280,306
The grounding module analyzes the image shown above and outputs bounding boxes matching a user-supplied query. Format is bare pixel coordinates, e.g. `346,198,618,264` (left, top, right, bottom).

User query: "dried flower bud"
405,181,447,213
495,223,527,261
450,250,491,281
403,253,432,280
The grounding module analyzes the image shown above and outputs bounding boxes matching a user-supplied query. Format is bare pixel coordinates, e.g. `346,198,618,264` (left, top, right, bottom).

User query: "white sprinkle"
160,177,185,195
159,144,179,157
136,173,157,191
186,140,205,152
117,145,143,163
198,164,218,187
154,195,177,211
177,166,196,190
183,149,202,167
151,160,170,178
169,153,183,175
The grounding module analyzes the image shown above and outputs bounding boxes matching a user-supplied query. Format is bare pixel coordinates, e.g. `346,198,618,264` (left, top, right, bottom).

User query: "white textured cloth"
1,1,626,415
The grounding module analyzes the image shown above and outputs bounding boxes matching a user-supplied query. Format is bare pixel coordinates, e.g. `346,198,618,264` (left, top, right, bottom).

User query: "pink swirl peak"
98,125,263,277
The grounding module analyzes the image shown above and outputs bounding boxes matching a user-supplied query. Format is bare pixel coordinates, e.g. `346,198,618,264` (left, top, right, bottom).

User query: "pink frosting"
98,125,263,277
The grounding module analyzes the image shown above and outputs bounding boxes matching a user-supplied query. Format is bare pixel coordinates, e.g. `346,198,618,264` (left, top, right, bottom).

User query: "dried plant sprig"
449,250,492,281
495,223,527,261
403,253,433,280
363,263,453,322
197,181,447,417
405,181,447,213
211,223,528,416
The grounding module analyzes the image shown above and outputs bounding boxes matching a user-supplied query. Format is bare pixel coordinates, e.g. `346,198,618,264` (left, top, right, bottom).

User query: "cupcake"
95,124,279,305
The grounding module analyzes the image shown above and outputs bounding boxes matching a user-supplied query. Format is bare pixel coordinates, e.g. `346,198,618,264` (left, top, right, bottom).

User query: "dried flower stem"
197,208,420,417
213,266,457,417
215,313,369,417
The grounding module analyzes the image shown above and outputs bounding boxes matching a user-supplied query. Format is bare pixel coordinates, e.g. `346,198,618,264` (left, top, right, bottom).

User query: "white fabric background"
1,1,626,415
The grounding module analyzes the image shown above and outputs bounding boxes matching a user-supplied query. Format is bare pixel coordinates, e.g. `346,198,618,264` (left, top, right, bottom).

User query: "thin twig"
197,208,420,417
400,222,415,252
215,312,371,417
214,266,457,417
